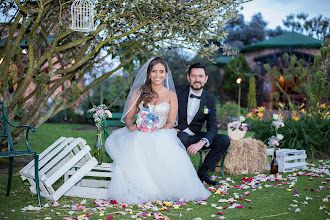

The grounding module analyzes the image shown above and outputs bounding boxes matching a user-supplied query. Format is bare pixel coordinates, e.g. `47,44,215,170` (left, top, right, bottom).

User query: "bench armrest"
5,119,36,151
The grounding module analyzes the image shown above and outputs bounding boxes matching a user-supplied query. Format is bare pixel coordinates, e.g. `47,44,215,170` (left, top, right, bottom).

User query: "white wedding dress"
105,102,211,204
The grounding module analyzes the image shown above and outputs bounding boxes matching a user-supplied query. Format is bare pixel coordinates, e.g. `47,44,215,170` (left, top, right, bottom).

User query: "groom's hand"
187,140,204,156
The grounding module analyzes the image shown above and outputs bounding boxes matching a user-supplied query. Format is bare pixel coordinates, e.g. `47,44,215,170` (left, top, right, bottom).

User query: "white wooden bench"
20,137,112,201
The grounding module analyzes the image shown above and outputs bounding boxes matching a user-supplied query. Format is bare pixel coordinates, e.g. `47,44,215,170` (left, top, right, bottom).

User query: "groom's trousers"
177,131,230,170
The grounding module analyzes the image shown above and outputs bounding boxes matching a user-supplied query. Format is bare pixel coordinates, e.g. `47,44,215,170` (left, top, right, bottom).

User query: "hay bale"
215,137,268,175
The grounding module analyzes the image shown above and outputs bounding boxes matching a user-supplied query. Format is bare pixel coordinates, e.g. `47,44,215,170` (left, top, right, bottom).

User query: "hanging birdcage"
71,0,95,32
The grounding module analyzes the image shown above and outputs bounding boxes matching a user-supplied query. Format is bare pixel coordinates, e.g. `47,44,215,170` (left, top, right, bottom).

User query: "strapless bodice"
138,102,170,128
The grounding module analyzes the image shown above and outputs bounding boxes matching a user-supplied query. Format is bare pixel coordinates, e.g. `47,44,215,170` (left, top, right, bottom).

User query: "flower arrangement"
136,107,159,132
227,116,248,140
88,104,112,129
268,114,284,149
202,106,211,114
228,116,248,131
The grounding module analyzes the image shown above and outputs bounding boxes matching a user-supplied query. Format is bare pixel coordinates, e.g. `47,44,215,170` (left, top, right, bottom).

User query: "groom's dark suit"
175,85,230,171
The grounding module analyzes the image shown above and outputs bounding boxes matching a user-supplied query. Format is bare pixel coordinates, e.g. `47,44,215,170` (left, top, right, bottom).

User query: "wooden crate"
267,148,307,173
20,137,98,201
64,162,112,199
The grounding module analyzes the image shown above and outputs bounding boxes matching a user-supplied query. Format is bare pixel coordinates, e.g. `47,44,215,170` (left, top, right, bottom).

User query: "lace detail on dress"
138,102,170,128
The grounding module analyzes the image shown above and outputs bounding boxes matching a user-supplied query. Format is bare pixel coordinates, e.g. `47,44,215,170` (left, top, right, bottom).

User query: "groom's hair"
188,63,207,76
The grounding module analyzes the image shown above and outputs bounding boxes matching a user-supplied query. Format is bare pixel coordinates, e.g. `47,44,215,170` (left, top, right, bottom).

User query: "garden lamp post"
236,77,242,119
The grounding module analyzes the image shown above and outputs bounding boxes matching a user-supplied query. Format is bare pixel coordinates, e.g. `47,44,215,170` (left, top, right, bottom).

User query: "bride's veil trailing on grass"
120,57,176,123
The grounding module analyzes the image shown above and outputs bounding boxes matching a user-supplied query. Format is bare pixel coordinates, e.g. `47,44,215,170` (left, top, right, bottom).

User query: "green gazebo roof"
240,32,322,51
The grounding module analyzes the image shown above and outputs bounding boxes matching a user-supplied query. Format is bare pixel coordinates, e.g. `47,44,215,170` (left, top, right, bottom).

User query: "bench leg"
220,147,230,177
198,151,203,169
6,157,14,196
34,155,42,207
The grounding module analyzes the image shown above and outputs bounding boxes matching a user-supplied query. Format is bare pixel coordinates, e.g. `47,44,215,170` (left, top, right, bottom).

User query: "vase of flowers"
88,104,112,164
227,116,248,140
268,114,285,174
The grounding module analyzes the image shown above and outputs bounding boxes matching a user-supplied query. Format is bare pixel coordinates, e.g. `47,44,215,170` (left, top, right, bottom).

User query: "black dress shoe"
198,173,219,186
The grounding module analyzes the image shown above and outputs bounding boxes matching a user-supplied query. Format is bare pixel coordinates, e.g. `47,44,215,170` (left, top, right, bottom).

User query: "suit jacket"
175,85,218,145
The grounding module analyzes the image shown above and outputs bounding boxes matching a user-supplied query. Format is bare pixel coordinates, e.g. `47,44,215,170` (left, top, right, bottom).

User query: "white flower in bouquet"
272,119,284,129
277,133,284,141
268,114,285,149
268,136,279,147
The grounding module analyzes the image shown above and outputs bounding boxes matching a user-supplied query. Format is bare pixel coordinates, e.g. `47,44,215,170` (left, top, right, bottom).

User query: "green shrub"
247,105,330,158
247,75,257,109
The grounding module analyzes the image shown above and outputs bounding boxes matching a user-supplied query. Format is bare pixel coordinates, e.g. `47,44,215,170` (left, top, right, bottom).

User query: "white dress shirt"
183,88,203,136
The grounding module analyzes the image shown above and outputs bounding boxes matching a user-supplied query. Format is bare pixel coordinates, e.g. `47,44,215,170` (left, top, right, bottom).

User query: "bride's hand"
128,124,138,132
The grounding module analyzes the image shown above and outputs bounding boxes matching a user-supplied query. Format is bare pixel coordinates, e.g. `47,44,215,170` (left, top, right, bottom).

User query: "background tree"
0,0,243,150
224,13,268,48
247,75,257,109
222,54,250,106
163,50,191,86
283,13,329,40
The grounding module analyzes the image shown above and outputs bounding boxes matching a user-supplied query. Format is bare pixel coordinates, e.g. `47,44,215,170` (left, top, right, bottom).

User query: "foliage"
283,13,329,40
0,0,242,150
247,75,257,109
216,101,249,130
264,40,330,110
222,54,250,106
80,75,130,124
247,103,330,157
224,13,268,48
164,50,191,86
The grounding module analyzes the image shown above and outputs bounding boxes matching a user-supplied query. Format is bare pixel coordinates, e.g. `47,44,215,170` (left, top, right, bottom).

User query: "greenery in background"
264,39,329,110
80,76,131,124
247,75,257,109
224,13,269,48
283,13,330,40
0,0,241,151
164,50,191,86
222,54,251,107
246,104,330,158
216,102,249,130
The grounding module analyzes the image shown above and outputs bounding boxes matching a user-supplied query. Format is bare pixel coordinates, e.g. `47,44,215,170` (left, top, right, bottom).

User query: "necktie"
190,94,201,99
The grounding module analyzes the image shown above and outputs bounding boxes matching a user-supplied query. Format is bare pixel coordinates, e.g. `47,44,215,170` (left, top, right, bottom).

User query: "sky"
240,0,330,29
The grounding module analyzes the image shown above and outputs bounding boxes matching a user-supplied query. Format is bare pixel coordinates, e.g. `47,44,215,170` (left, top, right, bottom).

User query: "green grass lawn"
0,123,329,220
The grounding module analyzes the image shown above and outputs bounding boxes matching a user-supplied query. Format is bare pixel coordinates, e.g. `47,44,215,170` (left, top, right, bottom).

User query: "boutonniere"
201,106,211,114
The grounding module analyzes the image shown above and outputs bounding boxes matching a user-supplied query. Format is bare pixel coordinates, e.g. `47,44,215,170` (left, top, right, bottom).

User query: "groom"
175,63,230,185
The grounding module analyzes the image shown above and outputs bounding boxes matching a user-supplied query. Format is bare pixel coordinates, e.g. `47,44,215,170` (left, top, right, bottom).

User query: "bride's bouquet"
136,107,159,132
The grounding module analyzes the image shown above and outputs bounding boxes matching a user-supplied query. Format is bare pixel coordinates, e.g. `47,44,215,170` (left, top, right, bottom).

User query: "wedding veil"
121,57,176,123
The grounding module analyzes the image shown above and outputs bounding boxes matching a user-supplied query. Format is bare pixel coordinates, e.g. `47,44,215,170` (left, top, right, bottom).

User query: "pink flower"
105,110,112,118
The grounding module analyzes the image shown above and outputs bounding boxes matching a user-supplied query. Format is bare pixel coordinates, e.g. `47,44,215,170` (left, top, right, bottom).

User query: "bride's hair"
137,57,168,108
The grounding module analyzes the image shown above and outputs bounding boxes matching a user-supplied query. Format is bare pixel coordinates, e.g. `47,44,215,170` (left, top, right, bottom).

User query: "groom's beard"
190,82,203,90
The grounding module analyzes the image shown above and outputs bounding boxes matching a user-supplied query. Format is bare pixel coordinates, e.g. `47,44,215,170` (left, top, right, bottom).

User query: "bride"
105,57,211,204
